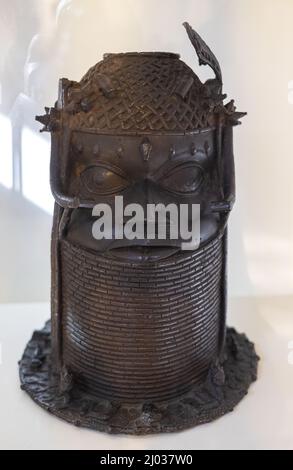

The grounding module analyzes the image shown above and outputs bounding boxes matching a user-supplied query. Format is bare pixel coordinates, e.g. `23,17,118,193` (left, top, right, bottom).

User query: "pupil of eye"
93,169,109,185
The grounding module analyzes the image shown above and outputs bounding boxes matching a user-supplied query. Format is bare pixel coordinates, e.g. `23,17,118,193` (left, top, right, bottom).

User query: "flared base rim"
19,322,259,435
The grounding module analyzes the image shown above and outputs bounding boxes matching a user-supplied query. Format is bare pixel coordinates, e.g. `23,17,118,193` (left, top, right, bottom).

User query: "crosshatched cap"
36,23,245,136
66,52,221,133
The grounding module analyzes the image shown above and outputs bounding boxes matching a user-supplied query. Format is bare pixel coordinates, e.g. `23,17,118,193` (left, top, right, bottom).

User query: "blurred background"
0,0,293,303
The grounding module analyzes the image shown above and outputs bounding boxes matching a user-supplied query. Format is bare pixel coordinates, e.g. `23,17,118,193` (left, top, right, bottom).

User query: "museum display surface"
19,22,259,434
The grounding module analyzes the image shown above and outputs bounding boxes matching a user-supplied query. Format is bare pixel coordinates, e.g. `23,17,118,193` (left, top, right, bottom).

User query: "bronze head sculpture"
19,23,259,434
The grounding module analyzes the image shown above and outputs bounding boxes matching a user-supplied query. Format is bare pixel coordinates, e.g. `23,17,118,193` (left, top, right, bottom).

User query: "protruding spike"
225,99,236,113
140,137,152,162
220,100,247,125
117,146,124,158
35,110,50,132
227,112,247,126
35,107,60,132
190,143,197,156
169,145,176,159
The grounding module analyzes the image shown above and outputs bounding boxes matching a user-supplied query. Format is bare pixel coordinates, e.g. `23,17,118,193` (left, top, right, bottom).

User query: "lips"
106,245,180,263
65,208,221,262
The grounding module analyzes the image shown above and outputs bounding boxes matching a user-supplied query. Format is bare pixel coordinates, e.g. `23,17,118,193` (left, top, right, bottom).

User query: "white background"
0,0,292,450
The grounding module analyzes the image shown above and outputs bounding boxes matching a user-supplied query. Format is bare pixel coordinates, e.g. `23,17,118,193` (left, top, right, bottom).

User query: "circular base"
19,322,259,435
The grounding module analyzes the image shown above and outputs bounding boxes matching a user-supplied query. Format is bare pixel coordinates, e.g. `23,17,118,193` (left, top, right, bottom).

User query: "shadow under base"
19,321,259,435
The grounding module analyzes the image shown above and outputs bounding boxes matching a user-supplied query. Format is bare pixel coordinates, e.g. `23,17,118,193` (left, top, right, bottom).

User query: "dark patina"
19,23,259,434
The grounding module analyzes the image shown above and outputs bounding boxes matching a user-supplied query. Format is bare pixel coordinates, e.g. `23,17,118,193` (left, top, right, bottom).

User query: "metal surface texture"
19,322,259,434
61,235,223,402
19,22,259,434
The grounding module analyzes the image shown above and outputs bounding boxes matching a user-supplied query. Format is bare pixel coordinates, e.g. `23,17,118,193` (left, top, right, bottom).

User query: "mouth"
106,245,181,262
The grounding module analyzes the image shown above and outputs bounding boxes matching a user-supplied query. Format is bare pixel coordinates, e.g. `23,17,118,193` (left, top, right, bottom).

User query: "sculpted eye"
160,164,203,194
81,165,129,195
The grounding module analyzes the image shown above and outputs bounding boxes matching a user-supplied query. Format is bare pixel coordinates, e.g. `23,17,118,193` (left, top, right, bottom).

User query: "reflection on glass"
0,113,13,189
21,127,53,214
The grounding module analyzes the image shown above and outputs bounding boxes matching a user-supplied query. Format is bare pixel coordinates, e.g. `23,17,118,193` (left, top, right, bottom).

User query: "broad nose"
125,178,178,206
